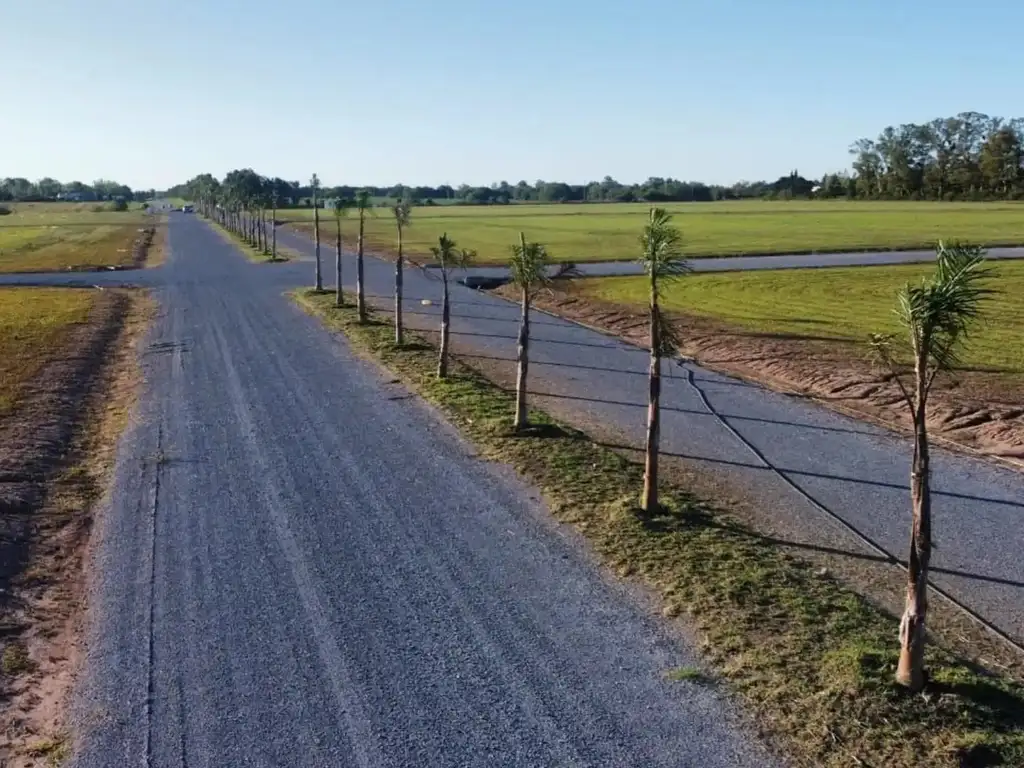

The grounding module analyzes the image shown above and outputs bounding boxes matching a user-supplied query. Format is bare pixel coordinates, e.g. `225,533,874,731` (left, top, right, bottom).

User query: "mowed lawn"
0,202,149,272
282,200,1024,264
0,288,97,414
577,260,1024,373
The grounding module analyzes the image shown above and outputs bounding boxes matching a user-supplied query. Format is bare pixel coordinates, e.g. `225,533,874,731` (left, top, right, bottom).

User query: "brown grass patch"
0,289,152,766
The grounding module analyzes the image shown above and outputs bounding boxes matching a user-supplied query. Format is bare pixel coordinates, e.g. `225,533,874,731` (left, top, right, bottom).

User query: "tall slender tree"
638,208,688,514
870,242,992,691
354,189,372,322
270,180,279,261
430,233,474,379
508,232,550,430
332,197,354,307
391,199,412,344
311,173,323,291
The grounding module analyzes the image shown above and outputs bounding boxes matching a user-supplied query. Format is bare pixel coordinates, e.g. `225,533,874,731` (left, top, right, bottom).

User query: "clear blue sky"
4,0,1023,190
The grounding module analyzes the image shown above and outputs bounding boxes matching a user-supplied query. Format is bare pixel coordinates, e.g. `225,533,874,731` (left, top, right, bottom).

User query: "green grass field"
0,202,150,272
282,200,1024,265
578,260,1024,373
0,288,97,414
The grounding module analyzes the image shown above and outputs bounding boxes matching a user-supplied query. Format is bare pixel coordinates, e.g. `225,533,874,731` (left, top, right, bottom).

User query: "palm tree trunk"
513,286,530,430
313,198,322,291
641,277,662,514
271,203,277,260
896,361,932,690
437,273,450,378
356,210,367,322
335,216,343,307
394,226,404,345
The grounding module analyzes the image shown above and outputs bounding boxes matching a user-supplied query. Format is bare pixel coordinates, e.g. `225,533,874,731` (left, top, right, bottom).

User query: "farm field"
0,202,154,273
0,288,98,414
576,260,1024,374
281,199,1024,264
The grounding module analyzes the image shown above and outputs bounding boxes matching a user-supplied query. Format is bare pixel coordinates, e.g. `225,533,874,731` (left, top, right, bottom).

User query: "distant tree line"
165,112,1024,208
0,177,152,203
843,112,1024,200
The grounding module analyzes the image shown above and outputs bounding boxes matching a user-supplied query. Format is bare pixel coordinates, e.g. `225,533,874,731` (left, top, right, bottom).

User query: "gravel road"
3,213,1022,764
62,217,776,766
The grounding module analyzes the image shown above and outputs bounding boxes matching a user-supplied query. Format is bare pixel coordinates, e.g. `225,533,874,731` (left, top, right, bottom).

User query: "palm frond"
551,261,582,280
639,207,688,281
509,233,551,289
896,241,995,371
332,197,355,217
392,199,412,227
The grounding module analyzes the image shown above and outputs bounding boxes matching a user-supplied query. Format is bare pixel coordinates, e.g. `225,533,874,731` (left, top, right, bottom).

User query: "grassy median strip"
203,217,297,263
294,288,1024,768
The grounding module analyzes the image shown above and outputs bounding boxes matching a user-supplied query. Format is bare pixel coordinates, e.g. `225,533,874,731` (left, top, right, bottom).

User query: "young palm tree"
638,208,688,514
311,173,323,291
332,197,354,307
355,189,372,322
870,241,992,691
508,232,551,430
270,182,279,261
392,199,412,345
430,233,474,379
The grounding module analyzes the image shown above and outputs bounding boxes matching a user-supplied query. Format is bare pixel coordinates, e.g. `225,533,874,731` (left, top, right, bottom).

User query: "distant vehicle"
181,205,194,213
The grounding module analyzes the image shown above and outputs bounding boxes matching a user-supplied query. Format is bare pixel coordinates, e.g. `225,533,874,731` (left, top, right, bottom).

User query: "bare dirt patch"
502,283,1024,467
0,291,152,766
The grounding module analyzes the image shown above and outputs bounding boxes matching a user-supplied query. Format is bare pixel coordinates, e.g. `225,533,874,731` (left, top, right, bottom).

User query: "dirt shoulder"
0,291,152,765
502,283,1024,468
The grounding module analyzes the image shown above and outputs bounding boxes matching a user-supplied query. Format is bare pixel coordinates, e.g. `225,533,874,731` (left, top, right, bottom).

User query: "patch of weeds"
292,288,1024,768
2,643,35,676
667,666,713,685
26,734,70,765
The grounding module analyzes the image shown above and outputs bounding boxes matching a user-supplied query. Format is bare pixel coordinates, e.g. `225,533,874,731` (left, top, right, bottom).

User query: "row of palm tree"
187,170,283,261
303,183,991,694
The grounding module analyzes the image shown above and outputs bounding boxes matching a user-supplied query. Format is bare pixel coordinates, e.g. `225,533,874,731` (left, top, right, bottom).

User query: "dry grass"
294,288,1024,768
0,289,153,767
0,289,97,414
0,202,154,273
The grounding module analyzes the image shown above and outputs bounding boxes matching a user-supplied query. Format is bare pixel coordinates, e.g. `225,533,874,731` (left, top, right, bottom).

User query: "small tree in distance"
355,189,372,322
638,208,688,514
870,241,993,691
508,232,550,431
332,197,354,307
311,173,323,291
392,199,412,345
430,233,474,379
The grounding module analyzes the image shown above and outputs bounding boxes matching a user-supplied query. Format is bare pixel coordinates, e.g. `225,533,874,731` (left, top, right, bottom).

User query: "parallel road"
447,245,1024,280
272,225,1024,649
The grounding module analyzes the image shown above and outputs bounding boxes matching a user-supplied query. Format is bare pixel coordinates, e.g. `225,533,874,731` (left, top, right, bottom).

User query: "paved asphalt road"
451,244,1024,280
55,218,774,766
